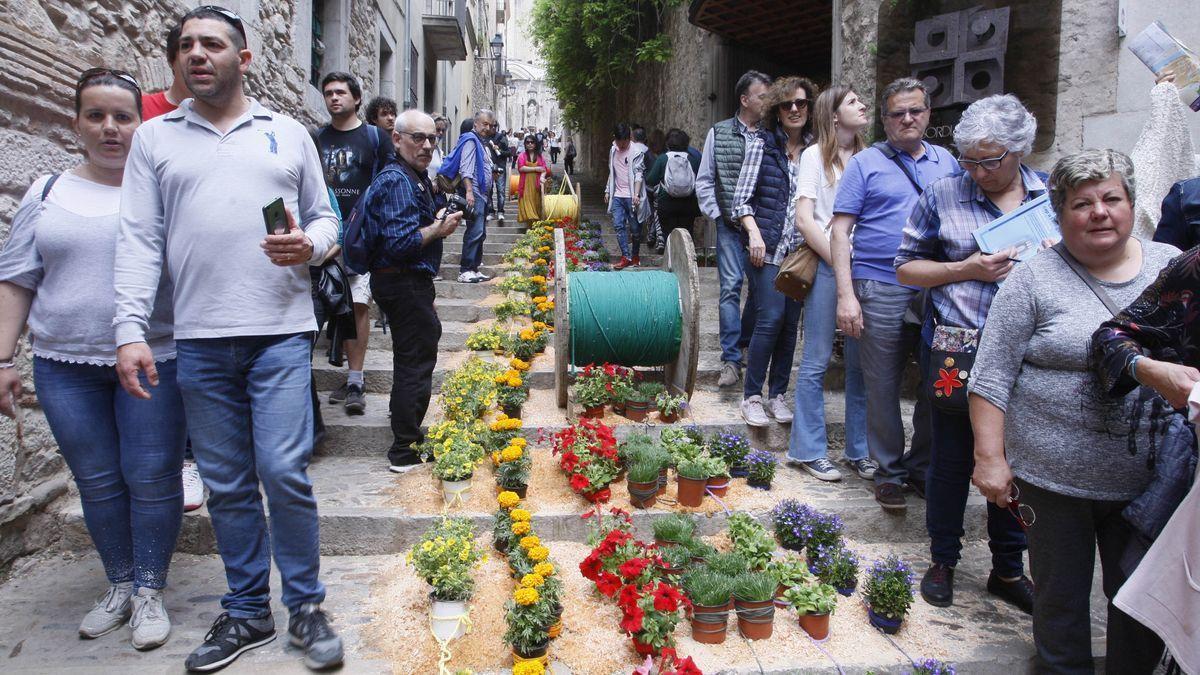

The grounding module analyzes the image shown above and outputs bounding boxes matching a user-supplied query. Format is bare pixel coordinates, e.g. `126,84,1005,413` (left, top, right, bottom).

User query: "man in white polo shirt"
113,6,342,672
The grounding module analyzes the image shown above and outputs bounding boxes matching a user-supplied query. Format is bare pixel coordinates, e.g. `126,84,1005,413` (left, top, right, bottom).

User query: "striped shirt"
894,165,1047,330
731,133,802,265
365,160,441,276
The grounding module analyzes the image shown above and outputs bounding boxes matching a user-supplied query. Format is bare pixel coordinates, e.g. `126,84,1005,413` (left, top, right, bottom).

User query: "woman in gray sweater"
0,70,181,650
968,149,1172,673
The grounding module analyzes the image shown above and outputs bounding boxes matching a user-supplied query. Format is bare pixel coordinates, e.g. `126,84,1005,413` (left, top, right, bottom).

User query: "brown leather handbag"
773,244,820,301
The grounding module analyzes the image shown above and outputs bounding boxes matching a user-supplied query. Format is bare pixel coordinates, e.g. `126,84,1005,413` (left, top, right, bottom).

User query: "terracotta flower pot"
612,401,626,416
581,404,605,419
734,598,775,640
624,399,649,422
690,603,730,644
868,607,903,634
657,467,669,496
627,479,658,509
798,612,831,641
774,583,789,609
630,636,659,657
676,476,707,507
706,476,730,497
658,409,679,423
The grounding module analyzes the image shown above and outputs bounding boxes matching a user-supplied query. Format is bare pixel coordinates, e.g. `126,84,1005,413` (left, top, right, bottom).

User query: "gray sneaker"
79,582,133,638
130,587,171,650
288,604,344,670
327,383,350,404
343,384,366,416
717,361,741,388
740,396,770,427
798,457,843,482
764,395,793,423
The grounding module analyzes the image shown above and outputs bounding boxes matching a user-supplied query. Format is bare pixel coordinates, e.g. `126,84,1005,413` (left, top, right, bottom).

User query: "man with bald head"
363,109,463,472
438,108,497,282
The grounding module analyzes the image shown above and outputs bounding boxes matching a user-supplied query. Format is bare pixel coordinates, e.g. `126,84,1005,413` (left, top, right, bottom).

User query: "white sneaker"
79,582,133,638
764,395,793,423
129,587,171,650
472,270,492,282
457,271,479,283
740,396,770,427
182,461,205,512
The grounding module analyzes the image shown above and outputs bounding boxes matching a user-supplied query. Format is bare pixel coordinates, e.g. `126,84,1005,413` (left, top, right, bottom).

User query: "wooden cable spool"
553,227,700,409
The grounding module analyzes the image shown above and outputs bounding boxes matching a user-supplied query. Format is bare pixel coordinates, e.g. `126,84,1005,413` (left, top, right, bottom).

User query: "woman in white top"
788,86,878,482
0,69,183,650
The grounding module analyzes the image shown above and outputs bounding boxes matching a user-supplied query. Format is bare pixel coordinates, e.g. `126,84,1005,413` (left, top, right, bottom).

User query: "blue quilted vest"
745,127,791,255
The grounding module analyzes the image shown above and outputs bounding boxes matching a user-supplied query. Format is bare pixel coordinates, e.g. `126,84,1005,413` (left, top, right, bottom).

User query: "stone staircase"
0,165,1051,674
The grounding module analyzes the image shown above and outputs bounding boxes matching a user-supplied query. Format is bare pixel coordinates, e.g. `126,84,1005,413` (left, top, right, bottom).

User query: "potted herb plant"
657,544,692,578
864,555,915,634
703,551,749,580
682,570,732,644
684,539,716,566
732,572,777,640
784,582,837,641
651,514,696,547
627,456,662,509
674,457,710,507
701,454,732,497
408,517,484,643
623,385,652,422
655,391,688,422
727,513,776,572
767,555,815,607
810,543,861,596
745,449,777,489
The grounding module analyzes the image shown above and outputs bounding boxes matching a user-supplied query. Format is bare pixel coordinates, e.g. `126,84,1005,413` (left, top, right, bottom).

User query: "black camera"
443,193,475,221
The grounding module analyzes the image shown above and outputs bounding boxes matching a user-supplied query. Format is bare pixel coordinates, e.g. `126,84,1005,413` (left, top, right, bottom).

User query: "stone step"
313,348,921,397
0,544,1048,674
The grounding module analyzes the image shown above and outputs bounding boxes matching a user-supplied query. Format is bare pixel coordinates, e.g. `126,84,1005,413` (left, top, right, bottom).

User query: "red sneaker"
614,257,632,270
631,256,641,267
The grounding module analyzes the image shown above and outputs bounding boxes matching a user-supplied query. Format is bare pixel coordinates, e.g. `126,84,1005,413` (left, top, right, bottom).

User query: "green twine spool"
568,271,682,367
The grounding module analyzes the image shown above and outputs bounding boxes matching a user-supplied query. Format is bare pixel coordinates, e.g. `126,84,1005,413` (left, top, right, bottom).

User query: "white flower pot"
441,477,472,507
430,598,469,642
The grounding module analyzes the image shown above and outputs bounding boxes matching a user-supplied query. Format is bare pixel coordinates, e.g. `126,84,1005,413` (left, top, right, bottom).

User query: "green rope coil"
568,271,682,367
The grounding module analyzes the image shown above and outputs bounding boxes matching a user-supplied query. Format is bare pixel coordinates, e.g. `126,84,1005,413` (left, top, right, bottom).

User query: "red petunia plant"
552,418,620,503
619,581,690,655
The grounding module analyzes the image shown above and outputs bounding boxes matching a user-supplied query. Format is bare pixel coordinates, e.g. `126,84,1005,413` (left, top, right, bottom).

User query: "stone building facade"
0,0,503,575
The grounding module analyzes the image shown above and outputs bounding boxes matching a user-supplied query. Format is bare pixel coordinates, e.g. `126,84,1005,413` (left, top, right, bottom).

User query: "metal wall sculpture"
910,6,1010,109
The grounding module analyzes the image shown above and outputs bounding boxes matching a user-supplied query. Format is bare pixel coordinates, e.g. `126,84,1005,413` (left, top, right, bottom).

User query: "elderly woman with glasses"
894,94,1041,614
0,69,183,650
968,149,1174,673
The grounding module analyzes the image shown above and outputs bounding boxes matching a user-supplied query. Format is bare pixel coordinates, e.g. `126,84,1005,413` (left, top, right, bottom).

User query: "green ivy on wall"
530,0,682,130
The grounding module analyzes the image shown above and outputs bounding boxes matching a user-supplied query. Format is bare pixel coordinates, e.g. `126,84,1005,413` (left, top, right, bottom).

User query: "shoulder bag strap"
873,142,924,195
41,173,62,201
1051,242,1122,316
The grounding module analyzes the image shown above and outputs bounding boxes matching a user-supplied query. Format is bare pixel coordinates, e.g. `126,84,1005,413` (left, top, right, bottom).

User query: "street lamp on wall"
490,33,504,60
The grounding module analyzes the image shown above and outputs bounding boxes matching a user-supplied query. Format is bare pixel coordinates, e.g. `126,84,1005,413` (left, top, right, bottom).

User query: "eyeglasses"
778,99,810,112
884,106,929,120
958,149,1011,172
1007,483,1036,530
76,67,142,94
398,131,438,146
194,5,247,44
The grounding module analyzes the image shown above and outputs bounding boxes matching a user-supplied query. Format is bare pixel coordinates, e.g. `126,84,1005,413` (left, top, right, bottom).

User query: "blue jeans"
743,261,801,400
460,192,487,273
716,221,756,363
175,333,325,618
491,170,506,215
853,279,931,486
789,261,868,462
927,406,1025,576
34,357,186,589
610,196,640,258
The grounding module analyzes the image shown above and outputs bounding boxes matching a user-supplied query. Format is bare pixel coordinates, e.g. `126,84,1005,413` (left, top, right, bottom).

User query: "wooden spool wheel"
553,227,701,409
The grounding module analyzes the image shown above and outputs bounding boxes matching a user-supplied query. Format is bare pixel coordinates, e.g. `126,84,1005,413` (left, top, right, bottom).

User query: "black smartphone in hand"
262,197,287,235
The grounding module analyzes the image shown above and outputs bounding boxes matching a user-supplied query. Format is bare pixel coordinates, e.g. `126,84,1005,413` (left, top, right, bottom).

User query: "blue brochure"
972,194,1060,261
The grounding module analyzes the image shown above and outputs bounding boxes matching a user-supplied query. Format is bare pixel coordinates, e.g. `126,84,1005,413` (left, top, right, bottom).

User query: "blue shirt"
366,159,441,276
833,141,960,286
894,166,1048,331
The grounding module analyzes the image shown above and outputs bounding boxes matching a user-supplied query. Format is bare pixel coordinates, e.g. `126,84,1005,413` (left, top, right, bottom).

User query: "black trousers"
370,270,440,465
564,156,575,175
1018,479,1163,674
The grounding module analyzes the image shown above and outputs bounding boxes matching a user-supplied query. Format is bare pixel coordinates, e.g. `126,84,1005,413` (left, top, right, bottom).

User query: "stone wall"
0,0,384,577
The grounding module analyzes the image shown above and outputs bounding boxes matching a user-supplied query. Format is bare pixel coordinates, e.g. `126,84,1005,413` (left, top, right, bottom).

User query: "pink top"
517,152,550,197
612,145,632,198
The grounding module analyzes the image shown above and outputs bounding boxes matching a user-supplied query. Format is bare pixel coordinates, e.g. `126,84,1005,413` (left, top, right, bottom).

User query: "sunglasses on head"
76,67,142,94
193,5,247,44
778,98,809,112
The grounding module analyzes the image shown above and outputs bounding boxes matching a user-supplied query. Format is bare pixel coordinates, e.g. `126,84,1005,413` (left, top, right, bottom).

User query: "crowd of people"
599,68,1199,672
2,3,1199,673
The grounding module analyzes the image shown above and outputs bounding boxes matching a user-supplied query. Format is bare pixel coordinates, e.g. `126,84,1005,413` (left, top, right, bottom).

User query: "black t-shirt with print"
317,123,394,216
